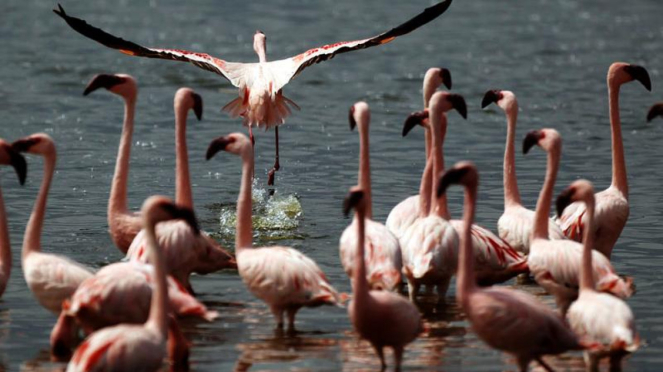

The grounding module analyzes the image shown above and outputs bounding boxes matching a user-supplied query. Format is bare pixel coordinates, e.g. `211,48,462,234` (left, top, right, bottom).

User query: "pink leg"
50,312,78,360
168,316,190,372
248,127,255,180
267,127,280,186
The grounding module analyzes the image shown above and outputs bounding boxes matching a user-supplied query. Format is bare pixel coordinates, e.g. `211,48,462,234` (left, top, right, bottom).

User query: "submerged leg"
271,305,284,330
535,356,555,372
407,280,420,302
436,277,451,302
609,354,624,372
373,345,386,371
393,346,404,372
267,127,280,186
286,307,298,335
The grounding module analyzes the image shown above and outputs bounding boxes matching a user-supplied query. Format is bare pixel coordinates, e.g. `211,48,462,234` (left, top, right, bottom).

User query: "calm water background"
1,0,662,371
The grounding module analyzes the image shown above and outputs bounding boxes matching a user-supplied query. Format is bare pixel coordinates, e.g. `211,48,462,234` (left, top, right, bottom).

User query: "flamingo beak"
11,137,40,154
349,105,356,131
555,187,576,218
624,64,652,92
437,166,469,197
83,74,126,96
647,103,663,122
448,94,467,119
440,68,452,90
402,110,429,137
481,90,502,109
192,93,203,121
343,189,364,217
205,136,234,160
1,143,27,185
522,130,543,155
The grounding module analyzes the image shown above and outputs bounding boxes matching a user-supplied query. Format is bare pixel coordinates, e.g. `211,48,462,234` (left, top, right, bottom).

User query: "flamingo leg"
407,280,420,302
271,305,284,329
286,307,297,334
267,127,280,186
436,277,451,300
373,345,386,371
168,316,190,371
583,352,600,372
393,346,404,372
248,127,255,180
609,354,624,372
535,356,555,372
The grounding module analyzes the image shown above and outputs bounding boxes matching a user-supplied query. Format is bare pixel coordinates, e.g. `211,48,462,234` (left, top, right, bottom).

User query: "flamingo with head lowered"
53,1,453,186
647,102,663,122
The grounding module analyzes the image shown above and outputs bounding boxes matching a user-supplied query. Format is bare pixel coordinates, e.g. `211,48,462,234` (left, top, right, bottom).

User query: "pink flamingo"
66,196,198,372
13,133,94,314
647,102,663,122
0,139,27,297
386,67,451,240
339,102,402,291
54,1,453,185
523,128,633,316
558,180,639,372
437,161,585,372
556,63,651,259
125,87,236,293
206,133,341,331
481,89,565,254
344,187,422,371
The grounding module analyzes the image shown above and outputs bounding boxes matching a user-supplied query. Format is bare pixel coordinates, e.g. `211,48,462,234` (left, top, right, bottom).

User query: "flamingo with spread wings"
53,1,453,185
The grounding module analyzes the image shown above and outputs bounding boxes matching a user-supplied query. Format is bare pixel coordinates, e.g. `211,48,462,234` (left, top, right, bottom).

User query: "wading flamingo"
125,87,236,293
13,133,93,314
386,67,451,239
339,102,402,291
66,196,199,372
54,1,453,186
206,133,341,331
437,161,585,372
344,187,422,372
647,102,663,122
0,140,27,298
556,63,651,259
481,90,565,254
523,129,633,316
558,180,639,372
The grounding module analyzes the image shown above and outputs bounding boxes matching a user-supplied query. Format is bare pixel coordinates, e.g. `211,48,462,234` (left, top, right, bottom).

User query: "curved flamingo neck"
357,123,373,219
419,152,433,218
145,220,168,338
0,187,10,294
175,99,193,209
580,199,596,291
608,83,628,197
532,144,560,240
108,95,136,222
430,114,450,219
456,181,477,308
504,109,521,207
352,209,369,301
235,148,254,251
22,149,56,260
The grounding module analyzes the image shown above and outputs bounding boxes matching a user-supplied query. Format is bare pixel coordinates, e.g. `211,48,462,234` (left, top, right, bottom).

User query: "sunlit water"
1,0,663,371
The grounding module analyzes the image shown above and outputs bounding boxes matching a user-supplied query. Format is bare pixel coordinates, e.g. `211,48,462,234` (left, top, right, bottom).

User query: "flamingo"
0,140,27,298
557,180,639,372
339,102,402,292
12,133,94,314
125,87,236,293
523,128,633,316
647,102,663,122
437,161,585,372
556,63,651,259
206,132,341,331
385,67,451,240
53,1,453,186
343,187,422,372
481,89,565,255
66,196,199,372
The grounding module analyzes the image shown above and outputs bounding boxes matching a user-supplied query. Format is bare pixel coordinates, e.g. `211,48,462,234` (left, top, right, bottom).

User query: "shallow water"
1,0,663,371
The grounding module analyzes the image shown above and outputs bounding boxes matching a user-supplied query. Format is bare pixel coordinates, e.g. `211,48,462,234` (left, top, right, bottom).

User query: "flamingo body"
498,205,565,255
385,195,420,240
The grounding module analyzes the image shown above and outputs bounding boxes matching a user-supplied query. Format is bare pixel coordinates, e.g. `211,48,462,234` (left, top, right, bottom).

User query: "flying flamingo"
125,87,236,293
386,67,451,240
339,102,402,292
0,139,27,298
523,128,633,316
53,1,453,186
481,90,565,255
66,196,199,372
437,161,585,372
206,133,341,331
647,102,663,122
557,180,639,372
343,187,422,371
556,63,651,259
12,133,94,314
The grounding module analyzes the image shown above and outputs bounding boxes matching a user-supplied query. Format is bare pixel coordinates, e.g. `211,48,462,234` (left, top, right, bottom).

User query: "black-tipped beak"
192,93,203,121
555,187,575,218
625,64,652,92
343,190,364,217
3,145,27,185
448,94,467,119
11,138,39,154
647,102,663,122
205,136,233,160
349,106,356,131
83,74,126,96
440,68,452,90
437,167,468,197
402,110,428,137
481,90,501,109
522,130,542,154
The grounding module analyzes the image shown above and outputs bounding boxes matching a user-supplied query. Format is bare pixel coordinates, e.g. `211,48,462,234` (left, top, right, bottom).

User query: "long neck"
175,102,193,209
532,145,560,240
0,186,10,291
352,211,369,299
424,129,431,169
22,151,56,259
358,124,373,219
609,82,628,197
430,114,450,219
503,109,522,207
418,151,433,217
108,96,136,220
456,183,477,308
580,200,596,291
235,150,254,251
145,222,168,338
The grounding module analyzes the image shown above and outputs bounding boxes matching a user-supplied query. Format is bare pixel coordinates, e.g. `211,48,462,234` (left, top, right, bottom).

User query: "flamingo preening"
339,102,402,292
437,161,585,372
523,129,633,316
556,62,651,259
66,196,198,372
558,180,639,372
647,102,663,122
344,187,422,372
481,90,565,255
53,1,453,186
206,133,341,331
0,140,27,298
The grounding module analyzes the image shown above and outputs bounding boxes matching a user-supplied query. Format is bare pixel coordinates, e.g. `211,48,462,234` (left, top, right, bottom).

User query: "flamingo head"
424,67,452,95
522,128,560,155
368,269,401,292
12,133,55,157
141,195,200,235
431,91,467,119
402,110,430,137
206,133,252,160
349,102,370,131
195,240,238,273
647,102,663,122
175,88,203,121
481,90,518,115
0,139,27,185
343,186,366,217
609,62,651,91
437,161,478,198
83,73,137,98
556,180,595,218
253,30,267,61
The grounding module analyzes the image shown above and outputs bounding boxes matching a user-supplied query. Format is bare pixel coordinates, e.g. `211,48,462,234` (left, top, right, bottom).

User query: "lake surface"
1,0,662,371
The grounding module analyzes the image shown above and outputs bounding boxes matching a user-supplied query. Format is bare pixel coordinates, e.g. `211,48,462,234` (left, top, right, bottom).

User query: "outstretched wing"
53,4,246,88
267,0,453,92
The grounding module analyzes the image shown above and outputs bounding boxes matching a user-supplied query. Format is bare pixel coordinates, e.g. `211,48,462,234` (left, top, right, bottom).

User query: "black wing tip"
53,4,65,17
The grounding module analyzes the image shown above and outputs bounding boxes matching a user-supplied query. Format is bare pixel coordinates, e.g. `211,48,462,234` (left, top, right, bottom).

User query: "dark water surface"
2,0,662,371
